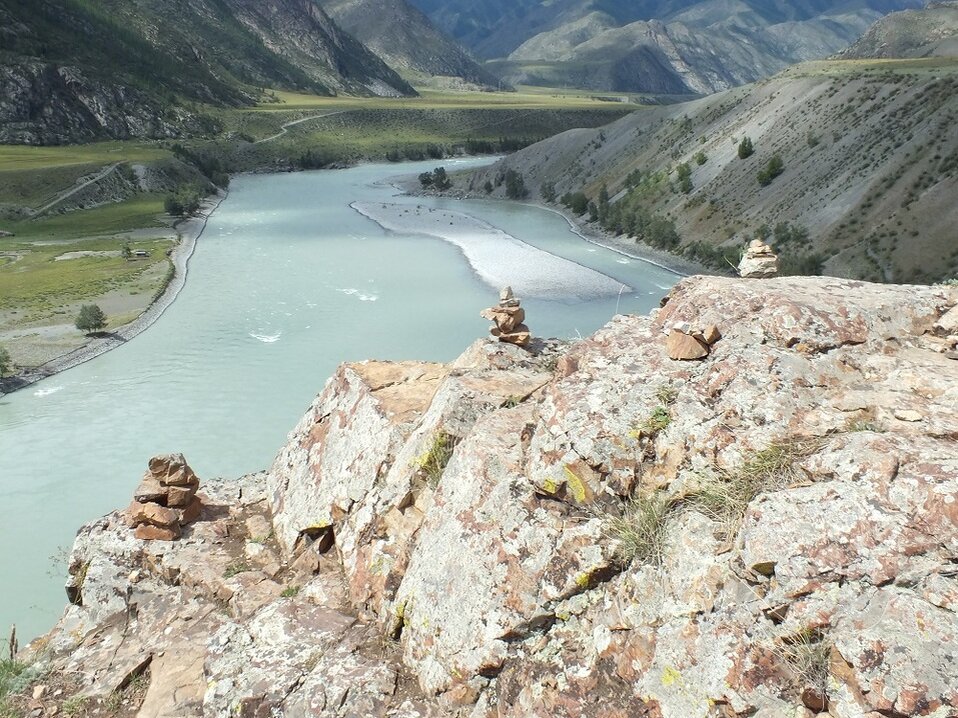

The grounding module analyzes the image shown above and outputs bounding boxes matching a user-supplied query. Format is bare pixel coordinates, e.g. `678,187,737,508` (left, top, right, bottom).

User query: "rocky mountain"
0,0,415,144
10,275,958,717
465,59,958,283
321,0,503,89
843,0,958,58
410,0,923,93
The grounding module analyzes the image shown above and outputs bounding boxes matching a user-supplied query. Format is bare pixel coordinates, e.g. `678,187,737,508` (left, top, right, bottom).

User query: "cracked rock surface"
20,276,958,718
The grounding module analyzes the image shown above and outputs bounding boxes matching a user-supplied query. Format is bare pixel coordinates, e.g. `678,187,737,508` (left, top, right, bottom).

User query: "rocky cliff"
12,276,958,717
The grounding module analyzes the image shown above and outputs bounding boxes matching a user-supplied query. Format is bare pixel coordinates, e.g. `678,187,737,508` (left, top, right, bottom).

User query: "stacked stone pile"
738,239,779,278
666,320,722,360
480,286,531,347
125,454,203,541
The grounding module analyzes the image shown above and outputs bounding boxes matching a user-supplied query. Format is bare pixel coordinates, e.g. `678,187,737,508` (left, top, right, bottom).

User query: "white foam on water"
249,332,282,343
339,287,380,302
617,258,630,264
351,202,629,300
34,386,63,397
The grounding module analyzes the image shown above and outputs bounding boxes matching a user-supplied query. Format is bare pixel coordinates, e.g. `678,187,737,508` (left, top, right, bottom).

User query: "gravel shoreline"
1,190,227,396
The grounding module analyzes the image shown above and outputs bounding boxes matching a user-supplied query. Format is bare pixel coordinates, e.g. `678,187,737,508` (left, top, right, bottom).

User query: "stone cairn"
125,454,203,541
666,321,722,361
738,239,779,278
480,286,531,347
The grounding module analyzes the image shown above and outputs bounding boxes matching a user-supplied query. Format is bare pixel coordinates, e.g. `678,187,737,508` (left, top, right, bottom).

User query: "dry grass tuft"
605,492,677,567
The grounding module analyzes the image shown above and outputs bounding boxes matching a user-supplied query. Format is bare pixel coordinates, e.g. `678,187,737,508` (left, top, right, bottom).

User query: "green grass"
5,195,167,240
257,86,642,112
0,142,169,172
281,586,300,598
223,561,251,579
416,432,457,488
0,235,173,321
633,407,672,438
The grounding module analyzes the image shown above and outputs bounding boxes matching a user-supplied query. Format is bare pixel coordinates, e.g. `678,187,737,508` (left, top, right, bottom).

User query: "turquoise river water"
0,158,680,640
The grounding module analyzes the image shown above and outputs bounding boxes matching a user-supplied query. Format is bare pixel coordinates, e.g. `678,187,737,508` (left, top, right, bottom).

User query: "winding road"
33,163,121,216
253,111,347,144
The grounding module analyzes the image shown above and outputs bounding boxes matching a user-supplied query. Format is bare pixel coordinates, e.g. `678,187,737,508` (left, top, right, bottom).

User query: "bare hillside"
466,59,958,283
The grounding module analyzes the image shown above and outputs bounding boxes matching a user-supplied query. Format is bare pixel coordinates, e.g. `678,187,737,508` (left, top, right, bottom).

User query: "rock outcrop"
480,286,532,347
14,276,958,718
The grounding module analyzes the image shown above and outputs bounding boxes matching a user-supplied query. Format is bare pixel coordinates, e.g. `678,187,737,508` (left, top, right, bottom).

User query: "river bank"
0,190,227,396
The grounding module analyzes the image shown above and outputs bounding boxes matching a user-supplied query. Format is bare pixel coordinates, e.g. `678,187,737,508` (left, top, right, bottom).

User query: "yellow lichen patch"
661,665,683,687
541,477,559,494
563,465,590,503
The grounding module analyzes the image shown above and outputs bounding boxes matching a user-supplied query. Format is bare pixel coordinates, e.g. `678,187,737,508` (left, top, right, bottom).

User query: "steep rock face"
19,277,958,718
0,0,414,144
0,63,197,145
222,0,416,97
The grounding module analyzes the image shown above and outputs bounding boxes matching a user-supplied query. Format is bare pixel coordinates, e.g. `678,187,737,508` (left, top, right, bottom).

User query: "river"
0,158,680,641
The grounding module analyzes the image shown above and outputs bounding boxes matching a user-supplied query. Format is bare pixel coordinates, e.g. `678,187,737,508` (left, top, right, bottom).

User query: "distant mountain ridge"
0,0,415,144
410,0,924,93
322,0,503,89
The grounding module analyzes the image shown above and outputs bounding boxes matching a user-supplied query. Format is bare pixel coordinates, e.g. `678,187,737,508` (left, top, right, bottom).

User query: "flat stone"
702,324,722,345
934,305,958,334
893,409,923,422
167,483,197,508
135,524,180,541
128,501,180,529
245,515,273,542
666,330,709,360
134,477,169,504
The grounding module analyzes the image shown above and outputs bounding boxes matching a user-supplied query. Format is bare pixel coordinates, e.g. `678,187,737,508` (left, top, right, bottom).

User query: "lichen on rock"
14,276,958,718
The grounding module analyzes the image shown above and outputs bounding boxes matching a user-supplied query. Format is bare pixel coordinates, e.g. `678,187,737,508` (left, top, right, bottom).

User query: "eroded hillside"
466,59,958,283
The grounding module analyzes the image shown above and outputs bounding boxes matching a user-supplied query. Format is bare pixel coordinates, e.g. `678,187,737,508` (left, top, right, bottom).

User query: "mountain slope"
0,0,415,144
465,59,958,283
500,1,923,93
410,0,921,59
842,0,958,58
322,0,503,89
411,0,923,92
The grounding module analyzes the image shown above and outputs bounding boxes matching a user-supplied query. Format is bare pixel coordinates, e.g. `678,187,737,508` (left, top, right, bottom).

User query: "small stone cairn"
125,454,203,541
666,321,722,361
481,286,531,347
738,239,779,278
